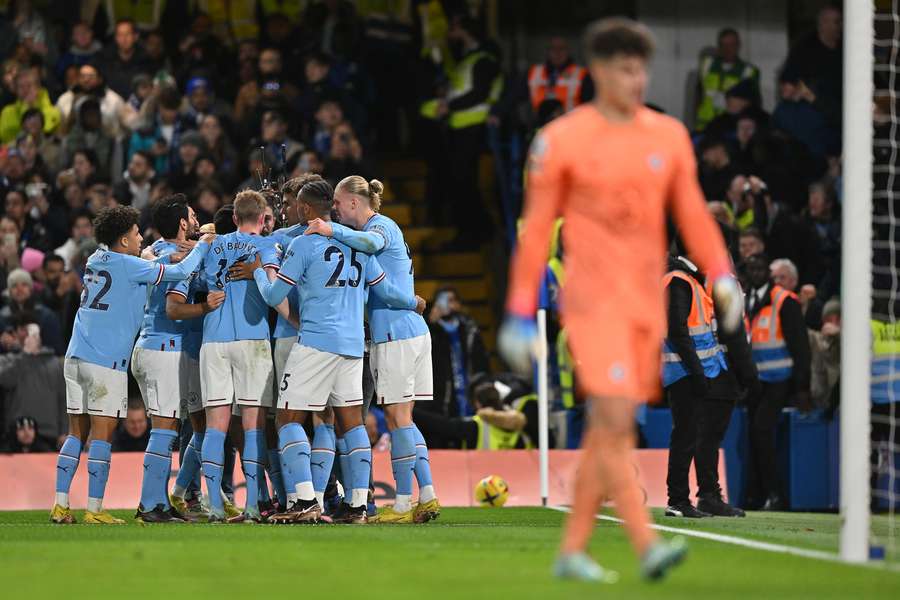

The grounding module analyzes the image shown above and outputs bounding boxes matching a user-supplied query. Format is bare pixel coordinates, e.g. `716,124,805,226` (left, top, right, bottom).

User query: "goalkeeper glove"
711,274,744,335
498,314,538,375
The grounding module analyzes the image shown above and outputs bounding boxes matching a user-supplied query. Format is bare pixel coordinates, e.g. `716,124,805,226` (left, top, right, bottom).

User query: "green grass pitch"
1,508,898,599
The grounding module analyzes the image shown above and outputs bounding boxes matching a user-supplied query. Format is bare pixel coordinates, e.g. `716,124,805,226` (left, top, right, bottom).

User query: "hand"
304,218,334,238
435,100,449,118
228,254,261,281
176,240,197,253
0,332,19,352
415,295,427,315
497,314,538,375
203,290,225,313
821,322,840,337
797,80,816,103
141,245,158,261
711,275,744,335
799,284,817,308
23,330,41,354
748,175,767,195
199,233,217,244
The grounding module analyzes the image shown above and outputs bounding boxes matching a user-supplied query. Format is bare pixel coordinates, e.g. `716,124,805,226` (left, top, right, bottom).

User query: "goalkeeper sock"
54,435,82,508
390,426,416,512
86,440,112,513
139,428,177,510
412,424,435,503
200,429,226,514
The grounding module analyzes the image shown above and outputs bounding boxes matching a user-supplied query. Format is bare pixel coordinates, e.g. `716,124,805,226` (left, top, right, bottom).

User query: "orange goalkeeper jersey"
507,105,731,397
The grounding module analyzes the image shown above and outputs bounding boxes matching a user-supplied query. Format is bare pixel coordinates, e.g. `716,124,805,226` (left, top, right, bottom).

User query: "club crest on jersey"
647,153,664,172
528,134,549,172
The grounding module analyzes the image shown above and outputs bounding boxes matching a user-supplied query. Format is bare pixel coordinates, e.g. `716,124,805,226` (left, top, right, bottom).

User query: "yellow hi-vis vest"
420,51,503,129
466,396,536,450
695,56,759,131
106,0,164,32
871,319,900,405
193,0,259,43
259,0,307,23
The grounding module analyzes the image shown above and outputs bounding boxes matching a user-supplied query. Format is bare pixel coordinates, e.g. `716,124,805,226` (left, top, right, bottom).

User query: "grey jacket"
0,348,66,441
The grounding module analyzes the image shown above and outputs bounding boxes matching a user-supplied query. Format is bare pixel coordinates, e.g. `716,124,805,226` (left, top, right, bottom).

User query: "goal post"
840,0,874,563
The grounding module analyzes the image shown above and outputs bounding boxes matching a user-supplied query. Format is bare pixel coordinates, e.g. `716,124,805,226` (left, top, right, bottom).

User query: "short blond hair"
336,175,383,212
233,189,267,223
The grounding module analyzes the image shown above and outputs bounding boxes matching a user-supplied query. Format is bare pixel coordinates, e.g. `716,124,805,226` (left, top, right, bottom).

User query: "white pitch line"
546,506,900,572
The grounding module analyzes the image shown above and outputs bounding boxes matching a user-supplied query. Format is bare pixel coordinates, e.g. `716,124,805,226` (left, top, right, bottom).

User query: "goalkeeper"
499,18,742,583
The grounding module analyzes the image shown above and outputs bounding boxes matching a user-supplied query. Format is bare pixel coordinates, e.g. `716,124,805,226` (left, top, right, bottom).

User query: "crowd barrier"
0,449,723,510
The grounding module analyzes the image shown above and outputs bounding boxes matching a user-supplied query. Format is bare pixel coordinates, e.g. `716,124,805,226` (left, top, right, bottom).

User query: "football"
474,475,509,507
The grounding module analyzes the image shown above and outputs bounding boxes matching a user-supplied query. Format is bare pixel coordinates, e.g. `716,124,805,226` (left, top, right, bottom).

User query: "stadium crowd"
0,0,848,507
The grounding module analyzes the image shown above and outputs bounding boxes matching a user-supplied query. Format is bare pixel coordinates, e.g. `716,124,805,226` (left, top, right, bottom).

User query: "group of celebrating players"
49,172,440,526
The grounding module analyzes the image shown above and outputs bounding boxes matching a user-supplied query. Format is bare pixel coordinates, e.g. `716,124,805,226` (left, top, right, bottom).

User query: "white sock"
351,488,368,508
286,492,298,506
296,481,315,501
86,497,103,513
315,491,325,510
172,484,186,499
419,485,435,504
220,488,230,504
55,492,69,508
394,493,412,513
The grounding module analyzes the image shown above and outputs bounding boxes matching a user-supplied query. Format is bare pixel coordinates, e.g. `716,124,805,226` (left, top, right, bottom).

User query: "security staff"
743,253,811,510
420,14,502,247
663,256,758,518
695,28,759,131
527,37,592,113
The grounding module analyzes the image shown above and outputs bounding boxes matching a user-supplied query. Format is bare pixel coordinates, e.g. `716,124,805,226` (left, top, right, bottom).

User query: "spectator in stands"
0,216,22,294
739,228,766,262
182,76,231,127
296,52,350,135
128,85,191,176
112,400,150,451
3,416,54,453
113,150,155,212
167,130,205,193
53,210,92,270
799,180,841,300
426,286,490,419
22,175,67,251
0,148,27,196
526,36,592,115
809,298,840,410
772,65,839,173
0,268,63,355
0,315,65,450
0,67,60,143
771,257,823,330
57,147,98,190
233,47,299,124
55,63,136,139
62,98,122,180
323,120,372,185
703,78,769,143
96,19,151,99
695,28,759,132
143,30,171,76
20,107,63,174
5,188,50,252
194,182,224,225
258,109,303,165
10,0,50,61
311,97,344,156
782,5,842,118
198,114,238,178
743,253,811,510
55,22,102,81
290,149,324,178
36,253,80,345
698,137,738,202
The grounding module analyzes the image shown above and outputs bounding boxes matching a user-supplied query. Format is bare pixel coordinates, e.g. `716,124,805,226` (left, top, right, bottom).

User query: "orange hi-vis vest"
750,285,796,382
661,271,727,386
527,63,586,113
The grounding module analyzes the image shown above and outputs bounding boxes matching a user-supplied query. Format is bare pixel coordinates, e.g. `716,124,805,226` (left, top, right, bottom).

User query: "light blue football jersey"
135,239,183,353
175,231,279,344
65,242,210,370
331,214,428,343
254,233,417,357
269,223,306,339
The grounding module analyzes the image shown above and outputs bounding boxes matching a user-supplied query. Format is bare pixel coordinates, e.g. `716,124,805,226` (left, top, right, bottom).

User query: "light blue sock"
335,437,350,498
412,424,433,488
139,429,177,510
311,424,336,495
174,431,204,496
344,425,372,508
242,429,264,511
86,440,112,510
201,429,226,513
54,435,81,503
267,448,286,504
278,423,313,500
390,426,416,497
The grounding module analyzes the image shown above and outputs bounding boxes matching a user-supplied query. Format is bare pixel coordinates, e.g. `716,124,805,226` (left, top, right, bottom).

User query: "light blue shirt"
269,223,306,339
66,241,210,370
254,233,416,358
330,214,428,343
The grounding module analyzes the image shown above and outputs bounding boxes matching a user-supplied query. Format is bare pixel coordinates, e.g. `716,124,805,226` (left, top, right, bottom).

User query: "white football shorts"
278,344,363,412
64,357,128,418
370,333,434,405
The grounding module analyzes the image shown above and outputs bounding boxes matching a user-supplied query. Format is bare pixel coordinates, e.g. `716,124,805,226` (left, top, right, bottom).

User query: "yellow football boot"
413,498,441,523
84,510,126,524
169,494,189,515
372,505,414,524
50,504,75,524
223,498,241,519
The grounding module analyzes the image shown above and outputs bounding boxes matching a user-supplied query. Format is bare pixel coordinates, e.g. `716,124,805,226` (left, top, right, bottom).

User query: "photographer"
0,314,66,450
0,268,63,355
322,121,373,185
424,286,490,419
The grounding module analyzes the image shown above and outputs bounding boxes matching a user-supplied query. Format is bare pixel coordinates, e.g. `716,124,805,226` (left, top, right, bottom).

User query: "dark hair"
214,204,236,234
153,194,190,239
430,284,459,308
72,147,99,169
20,107,43,127
42,254,64,269
298,179,334,216
473,382,502,410
131,150,153,166
583,18,654,61
157,85,181,110
71,209,92,227
12,310,37,328
283,172,323,197
454,15,482,40
94,206,140,247
305,51,332,67
717,28,739,43
739,227,764,242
